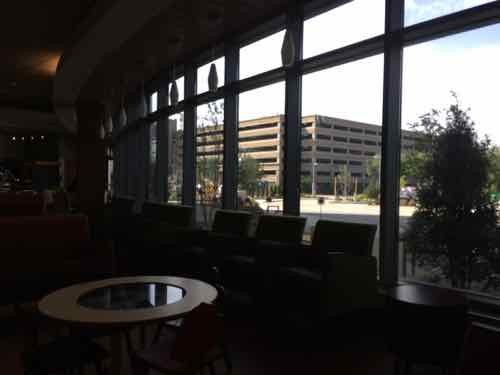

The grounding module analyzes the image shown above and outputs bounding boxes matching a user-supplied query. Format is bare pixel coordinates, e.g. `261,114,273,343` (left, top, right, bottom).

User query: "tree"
337,165,351,199
364,155,380,200
196,101,224,227
238,155,264,196
404,94,498,289
487,146,500,196
400,150,429,187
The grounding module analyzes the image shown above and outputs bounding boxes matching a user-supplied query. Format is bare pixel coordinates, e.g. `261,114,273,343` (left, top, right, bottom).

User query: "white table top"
38,276,218,326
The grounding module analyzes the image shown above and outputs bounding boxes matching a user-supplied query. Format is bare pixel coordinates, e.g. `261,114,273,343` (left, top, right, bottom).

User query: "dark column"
380,0,404,287
75,101,106,221
223,41,239,210
283,0,303,216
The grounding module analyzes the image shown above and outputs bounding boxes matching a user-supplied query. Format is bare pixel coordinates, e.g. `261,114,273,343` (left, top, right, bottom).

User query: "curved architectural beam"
53,0,174,132
0,108,63,134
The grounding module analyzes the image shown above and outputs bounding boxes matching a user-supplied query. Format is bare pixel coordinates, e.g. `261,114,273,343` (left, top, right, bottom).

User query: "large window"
301,54,384,252
238,82,285,214
399,23,500,297
240,30,285,79
405,0,495,26
196,100,224,227
167,112,184,204
303,0,384,58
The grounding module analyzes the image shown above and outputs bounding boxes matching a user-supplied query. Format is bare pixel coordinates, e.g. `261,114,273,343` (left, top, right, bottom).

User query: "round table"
38,276,218,374
386,285,469,374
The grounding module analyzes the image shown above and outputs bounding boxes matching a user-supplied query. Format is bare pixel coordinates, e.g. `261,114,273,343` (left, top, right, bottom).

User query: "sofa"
0,214,115,307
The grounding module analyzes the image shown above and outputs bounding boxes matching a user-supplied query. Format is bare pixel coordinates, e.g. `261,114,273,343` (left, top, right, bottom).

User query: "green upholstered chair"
219,214,306,297
273,219,379,320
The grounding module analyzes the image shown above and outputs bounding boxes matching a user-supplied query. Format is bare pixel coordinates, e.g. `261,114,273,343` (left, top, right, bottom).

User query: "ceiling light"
208,63,218,93
281,30,296,67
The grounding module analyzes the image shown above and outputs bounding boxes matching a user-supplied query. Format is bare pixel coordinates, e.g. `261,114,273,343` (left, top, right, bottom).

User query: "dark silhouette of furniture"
1,214,115,349
386,284,469,375
270,220,379,319
0,191,44,216
22,336,108,375
219,214,307,298
127,303,224,375
457,322,500,375
153,267,232,372
182,209,254,279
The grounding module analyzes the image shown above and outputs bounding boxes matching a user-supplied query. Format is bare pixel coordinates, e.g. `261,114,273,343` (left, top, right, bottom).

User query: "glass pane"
405,0,494,26
78,283,185,310
196,100,224,228
400,23,500,297
303,0,385,59
167,112,184,204
168,76,185,105
240,30,285,79
301,54,383,256
197,57,225,95
238,82,285,217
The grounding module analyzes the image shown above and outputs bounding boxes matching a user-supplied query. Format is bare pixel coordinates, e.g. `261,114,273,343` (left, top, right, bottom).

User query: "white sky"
182,0,500,144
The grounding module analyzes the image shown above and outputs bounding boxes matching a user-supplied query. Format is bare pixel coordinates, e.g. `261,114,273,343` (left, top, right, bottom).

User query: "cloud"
402,24,500,143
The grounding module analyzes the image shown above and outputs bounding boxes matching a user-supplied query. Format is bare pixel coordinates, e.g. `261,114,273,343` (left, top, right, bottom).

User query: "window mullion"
380,0,404,287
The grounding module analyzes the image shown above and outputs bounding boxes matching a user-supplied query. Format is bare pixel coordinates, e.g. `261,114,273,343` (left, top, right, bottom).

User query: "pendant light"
170,65,179,106
118,80,127,128
104,112,114,135
281,29,296,68
208,46,218,93
99,122,106,140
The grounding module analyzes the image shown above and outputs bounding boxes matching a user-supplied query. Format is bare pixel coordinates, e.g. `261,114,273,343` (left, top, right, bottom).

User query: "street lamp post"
312,161,318,196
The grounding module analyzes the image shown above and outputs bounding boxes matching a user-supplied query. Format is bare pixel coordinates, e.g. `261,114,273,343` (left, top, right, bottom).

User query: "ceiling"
1,0,303,131
75,0,294,101
0,0,108,113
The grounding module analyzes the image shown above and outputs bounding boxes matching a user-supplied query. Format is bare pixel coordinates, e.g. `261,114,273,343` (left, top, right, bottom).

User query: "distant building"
166,114,424,194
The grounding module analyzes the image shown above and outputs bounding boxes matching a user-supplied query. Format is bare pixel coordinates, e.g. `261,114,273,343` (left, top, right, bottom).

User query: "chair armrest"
322,253,381,317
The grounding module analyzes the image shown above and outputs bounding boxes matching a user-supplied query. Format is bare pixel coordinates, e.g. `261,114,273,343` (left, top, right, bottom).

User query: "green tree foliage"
487,146,500,195
301,175,312,194
405,95,498,289
238,155,264,196
400,151,429,187
364,155,380,200
196,101,224,203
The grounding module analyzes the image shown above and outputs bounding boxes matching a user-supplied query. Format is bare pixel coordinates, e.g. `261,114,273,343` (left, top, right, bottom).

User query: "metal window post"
183,63,197,206
380,0,404,287
223,41,239,209
283,0,303,216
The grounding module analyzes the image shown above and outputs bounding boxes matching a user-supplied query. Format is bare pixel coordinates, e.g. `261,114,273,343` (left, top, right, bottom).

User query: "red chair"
457,322,500,375
128,303,224,375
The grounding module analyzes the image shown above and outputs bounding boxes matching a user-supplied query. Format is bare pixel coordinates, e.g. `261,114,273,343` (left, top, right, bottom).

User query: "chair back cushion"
212,209,252,237
312,220,377,256
255,214,306,244
141,202,193,227
111,197,135,218
171,303,219,363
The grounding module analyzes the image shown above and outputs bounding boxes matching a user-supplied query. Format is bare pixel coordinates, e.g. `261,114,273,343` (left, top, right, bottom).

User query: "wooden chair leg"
208,362,216,375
